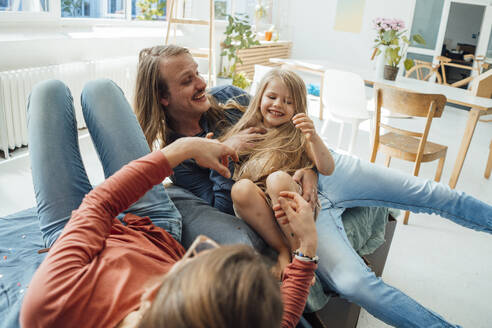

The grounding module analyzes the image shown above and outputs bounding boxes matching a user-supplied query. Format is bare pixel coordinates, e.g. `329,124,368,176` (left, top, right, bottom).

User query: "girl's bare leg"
232,179,291,280
266,171,318,285
266,171,302,250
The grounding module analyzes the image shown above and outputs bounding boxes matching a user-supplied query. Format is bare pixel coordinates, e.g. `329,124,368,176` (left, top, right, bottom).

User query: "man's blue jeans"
27,79,182,248
314,151,492,327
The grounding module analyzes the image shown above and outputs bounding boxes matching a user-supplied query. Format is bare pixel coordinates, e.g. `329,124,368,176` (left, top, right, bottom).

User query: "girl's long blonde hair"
221,69,313,184
134,45,241,150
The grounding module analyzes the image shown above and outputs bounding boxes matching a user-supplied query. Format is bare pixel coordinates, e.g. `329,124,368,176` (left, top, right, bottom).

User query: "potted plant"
372,18,425,80
219,13,260,87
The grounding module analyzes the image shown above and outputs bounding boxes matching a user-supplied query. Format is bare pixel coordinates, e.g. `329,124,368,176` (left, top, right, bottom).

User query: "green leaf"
404,58,415,71
382,31,393,43
412,34,426,45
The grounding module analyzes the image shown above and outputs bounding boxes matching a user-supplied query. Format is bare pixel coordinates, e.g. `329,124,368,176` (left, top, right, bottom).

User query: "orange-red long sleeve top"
20,151,316,328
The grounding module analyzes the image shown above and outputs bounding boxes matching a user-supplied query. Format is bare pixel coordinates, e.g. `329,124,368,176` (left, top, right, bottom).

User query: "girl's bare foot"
271,250,291,281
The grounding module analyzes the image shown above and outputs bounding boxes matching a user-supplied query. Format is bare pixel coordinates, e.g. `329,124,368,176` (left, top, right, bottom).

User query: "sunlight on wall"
334,0,366,33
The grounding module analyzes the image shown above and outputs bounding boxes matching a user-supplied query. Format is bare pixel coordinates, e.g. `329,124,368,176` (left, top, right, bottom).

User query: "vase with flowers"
372,18,426,80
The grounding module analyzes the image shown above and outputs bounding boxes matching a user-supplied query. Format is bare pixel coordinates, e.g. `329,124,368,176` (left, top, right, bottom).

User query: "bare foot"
271,250,291,281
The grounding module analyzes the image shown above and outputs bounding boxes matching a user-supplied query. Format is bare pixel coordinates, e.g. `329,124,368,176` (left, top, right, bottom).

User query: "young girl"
221,69,335,278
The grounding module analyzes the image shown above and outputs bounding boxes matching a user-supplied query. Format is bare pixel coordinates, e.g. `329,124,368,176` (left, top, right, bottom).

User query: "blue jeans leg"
314,150,489,327
27,80,93,248
316,197,459,328
81,79,182,241
318,151,492,232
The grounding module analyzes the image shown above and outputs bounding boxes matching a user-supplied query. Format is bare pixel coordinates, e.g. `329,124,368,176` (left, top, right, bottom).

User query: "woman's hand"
273,191,317,257
292,168,318,211
293,113,317,141
162,137,238,178
221,127,267,152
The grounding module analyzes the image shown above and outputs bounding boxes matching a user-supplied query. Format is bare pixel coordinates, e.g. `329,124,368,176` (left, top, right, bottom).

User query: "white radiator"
0,56,138,159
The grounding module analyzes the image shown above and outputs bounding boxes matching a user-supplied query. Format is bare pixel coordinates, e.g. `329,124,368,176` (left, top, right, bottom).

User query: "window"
133,0,166,20
213,0,272,25
0,0,49,12
60,0,166,19
0,0,166,20
409,0,445,50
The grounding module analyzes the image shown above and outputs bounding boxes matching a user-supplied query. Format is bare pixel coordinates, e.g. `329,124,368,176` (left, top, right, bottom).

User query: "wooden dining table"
270,58,492,189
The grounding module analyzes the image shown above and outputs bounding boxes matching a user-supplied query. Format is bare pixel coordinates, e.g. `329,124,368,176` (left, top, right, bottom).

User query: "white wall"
1,0,416,74
282,0,415,70
444,2,484,50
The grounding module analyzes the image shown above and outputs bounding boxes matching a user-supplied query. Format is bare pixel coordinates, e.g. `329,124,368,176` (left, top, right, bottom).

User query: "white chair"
321,69,371,154
251,64,274,95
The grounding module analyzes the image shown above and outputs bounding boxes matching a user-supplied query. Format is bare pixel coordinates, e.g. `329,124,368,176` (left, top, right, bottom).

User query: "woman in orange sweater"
20,79,319,328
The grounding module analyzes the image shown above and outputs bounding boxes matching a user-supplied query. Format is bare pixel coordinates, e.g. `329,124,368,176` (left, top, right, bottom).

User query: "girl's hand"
293,113,316,141
292,168,318,211
273,191,317,257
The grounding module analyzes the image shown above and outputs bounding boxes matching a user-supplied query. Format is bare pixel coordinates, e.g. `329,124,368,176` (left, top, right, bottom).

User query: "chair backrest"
251,64,274,95
471,68,492,98
322,69,369,118
374,84,446,118
371,84,447,167
372,84,446,156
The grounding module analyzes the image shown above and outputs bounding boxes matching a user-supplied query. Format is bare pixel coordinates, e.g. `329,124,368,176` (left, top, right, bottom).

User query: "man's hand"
162,137,238,178
222,127,267,152
273,191,317,257
293,168,318,211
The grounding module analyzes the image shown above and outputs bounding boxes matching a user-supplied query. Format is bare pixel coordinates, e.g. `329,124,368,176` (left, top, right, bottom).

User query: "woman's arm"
280,259,317,328
51,137,236,270
293,113,334,176
274,191,318,328
21,150,175,328
21,138,237,327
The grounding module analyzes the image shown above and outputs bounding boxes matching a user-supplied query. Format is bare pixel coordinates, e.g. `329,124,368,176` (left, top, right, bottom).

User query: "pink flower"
373,17,406,33
391,19,405,31
373,17,384,30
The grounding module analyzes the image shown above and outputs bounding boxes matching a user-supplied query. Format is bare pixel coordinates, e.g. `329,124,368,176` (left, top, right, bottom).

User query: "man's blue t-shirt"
167,85,249,214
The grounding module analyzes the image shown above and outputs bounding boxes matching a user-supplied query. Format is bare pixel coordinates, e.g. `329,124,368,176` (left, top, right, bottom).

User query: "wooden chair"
485,140,492,179
370,84,447,225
